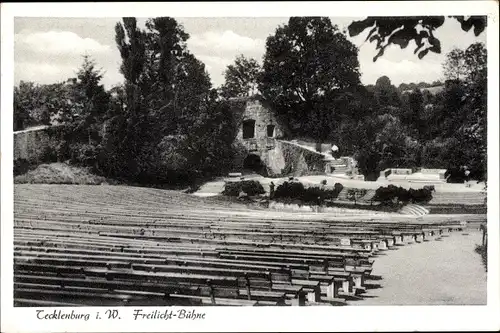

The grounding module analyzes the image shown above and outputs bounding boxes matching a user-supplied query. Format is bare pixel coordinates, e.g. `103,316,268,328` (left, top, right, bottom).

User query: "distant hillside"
402,84,444,95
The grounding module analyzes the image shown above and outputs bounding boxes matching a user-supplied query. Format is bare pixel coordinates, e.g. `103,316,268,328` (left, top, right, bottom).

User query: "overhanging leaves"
348,16,487,61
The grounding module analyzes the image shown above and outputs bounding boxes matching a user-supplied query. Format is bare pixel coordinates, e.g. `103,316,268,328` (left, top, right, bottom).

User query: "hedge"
223,180,265,197
372,185,433,204
273,181,344,205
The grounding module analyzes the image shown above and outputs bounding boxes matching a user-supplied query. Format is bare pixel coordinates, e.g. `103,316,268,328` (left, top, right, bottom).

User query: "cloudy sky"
14,17,486,89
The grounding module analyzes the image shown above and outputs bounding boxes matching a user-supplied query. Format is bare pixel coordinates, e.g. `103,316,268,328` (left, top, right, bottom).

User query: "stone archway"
243,154,268,176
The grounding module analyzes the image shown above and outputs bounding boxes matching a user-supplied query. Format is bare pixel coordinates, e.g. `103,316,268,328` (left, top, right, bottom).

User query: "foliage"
13,17,487,189
274,181,305,200
14,158,33,176
14,162,113,185
373,76,401,109
280,141,326,176
105,17,242,184
346,188,367,204
273,181,344,205
442,48,467,81
475,244,487,272
349,114,420,180
260,17,361,139
348,16,486,61
222,180,265,197
221,55,261,98
13,81,74,131
347,42,486,181
372,185,433,204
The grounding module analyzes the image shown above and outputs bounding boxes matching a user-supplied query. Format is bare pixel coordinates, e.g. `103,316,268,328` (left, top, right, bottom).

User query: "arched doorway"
243,154,268,176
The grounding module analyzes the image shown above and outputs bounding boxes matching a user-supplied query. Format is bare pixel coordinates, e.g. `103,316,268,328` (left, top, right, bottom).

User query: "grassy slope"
14,163,115,185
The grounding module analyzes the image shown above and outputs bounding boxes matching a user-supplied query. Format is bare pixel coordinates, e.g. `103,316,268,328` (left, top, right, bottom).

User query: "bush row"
273,181,344,205
222,180,265,197
372,185,433,204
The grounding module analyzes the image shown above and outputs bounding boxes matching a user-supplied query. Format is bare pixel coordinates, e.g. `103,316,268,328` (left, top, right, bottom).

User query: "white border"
1,2,499,332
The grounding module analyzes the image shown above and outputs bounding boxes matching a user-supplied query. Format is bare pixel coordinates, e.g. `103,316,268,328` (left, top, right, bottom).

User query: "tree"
348,16,486,61
350,113,419,180
442,48,467,81
109,17,147,178
347,188,366,206
14,81,75,131
69,55,110,143
461,42,487,180
110,17,240,184
373,76,401,109
14,81,38,130
260,17,361,139
221,55,261,98
401,88,426,142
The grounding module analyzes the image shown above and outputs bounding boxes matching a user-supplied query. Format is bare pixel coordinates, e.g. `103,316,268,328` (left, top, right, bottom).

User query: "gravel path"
353,229,487,305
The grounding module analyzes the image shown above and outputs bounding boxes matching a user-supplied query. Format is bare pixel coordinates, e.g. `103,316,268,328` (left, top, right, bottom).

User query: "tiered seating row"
13,185,471,306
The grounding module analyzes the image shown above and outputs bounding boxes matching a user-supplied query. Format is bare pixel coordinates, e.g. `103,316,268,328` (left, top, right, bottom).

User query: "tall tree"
461,42,487,180
401,88,426,142
260,17,361,139
442,48,467,81
14,81,75,130
373,76,401,110
111,16,238,183
221,55,261,98
70,55,110,144
14,81,39,130
110,17,147,177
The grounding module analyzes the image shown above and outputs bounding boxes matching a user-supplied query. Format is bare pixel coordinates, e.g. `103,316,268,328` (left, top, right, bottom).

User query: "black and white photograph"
1,2,499,332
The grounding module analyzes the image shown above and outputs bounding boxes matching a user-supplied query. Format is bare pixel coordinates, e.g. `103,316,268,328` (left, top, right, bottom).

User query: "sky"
14,17,487,89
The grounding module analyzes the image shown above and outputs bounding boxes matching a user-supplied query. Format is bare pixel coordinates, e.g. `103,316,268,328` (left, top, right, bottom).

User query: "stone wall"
233,97,285,176
231,96,328,177
14,126,57,163
234,97,284,147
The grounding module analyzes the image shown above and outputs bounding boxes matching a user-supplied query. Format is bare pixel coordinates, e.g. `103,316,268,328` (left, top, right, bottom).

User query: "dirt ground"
352,229,487,305
193,174,486,197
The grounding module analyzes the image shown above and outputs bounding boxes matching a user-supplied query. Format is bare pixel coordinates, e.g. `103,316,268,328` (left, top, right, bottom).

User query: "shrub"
14,158,32,176
302,186,324,204
373,185,433,204
346,188,367,204
273,181,344,205
69,143,101,171
475,244,487,272
223,180,265,197
274,181,305,200
423,185,436,192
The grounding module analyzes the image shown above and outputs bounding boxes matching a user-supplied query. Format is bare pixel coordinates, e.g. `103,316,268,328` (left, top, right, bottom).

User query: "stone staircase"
399,204,430,217
336,188,376,203
325,157,349,174
359,189,376,202
278,139,356,177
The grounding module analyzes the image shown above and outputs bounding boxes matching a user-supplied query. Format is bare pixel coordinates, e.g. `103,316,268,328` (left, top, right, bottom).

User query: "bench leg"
379,240,388,250
307,291,319,303
353,274,364,289
403,235,413,243
291,291,306,306
326,282,336,299
341,279,350,294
